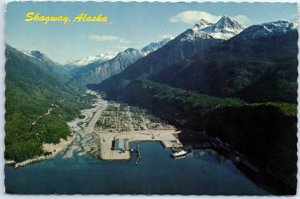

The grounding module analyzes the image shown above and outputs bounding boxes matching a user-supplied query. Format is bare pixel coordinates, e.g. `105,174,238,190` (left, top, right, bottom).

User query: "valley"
4,8,298,195
59,90,182,161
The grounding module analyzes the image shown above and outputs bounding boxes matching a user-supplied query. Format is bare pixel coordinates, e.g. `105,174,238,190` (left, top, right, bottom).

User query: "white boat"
172,149,187,157
173,155,187,160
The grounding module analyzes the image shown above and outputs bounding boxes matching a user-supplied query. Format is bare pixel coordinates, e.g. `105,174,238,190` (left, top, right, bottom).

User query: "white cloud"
119,39,131,44
88,35,132,44
88,34,119,42
170,11,219,24
159,34,175,39
231,15,250,25
170,11,250,26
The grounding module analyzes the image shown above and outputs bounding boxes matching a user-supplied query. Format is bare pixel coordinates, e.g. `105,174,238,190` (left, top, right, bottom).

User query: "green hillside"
5,45,87,162
95,78,246,127
150,30,298,103
200,102,297,193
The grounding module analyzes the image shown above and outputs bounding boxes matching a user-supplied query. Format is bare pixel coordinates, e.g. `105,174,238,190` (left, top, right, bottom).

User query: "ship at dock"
171,148,187,158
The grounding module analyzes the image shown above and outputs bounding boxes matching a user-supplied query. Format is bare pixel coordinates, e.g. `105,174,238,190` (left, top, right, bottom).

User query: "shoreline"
8,133,76,169
8,90,104,168
97,129,183,161
14,155,55,168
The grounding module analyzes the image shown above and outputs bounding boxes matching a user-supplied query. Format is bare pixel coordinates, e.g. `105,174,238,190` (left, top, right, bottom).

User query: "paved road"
85,100,107,134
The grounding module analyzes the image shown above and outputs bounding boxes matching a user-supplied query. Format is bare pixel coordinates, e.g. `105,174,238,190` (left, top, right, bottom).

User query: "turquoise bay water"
5,142,266,194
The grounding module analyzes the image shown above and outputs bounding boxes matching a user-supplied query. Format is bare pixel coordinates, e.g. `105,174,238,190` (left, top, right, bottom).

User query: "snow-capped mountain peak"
141,37,172,55
66,53,116,67
179,15,244,41
97,52,117,60
179,29,213,42
192,19,213,31
17,49,61,65
66,37,171,68
18,49,44,60
261,20,298,31
17,49,35,58
214,15,243,30
201,16,244,40
69,37,171,85
116,38,171,60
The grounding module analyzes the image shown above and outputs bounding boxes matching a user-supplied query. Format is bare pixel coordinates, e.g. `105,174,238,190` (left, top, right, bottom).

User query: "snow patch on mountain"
66,38,171,69
179,15,244,41
69,37,171,85
18,49,35,58
17,49,62,66
141,38,172,55
236,20,298,40
18,49,48,61
192,19,213,31
110,38,171,67
202,16,244,39
179,29,213,42
66,53,116,67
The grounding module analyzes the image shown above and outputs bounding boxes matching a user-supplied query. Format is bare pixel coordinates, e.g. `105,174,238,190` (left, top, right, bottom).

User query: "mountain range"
88,17,298,194
188,16,244,40
95,17,297,104
16,49,72,82
5,15,298,194
65,53,116,68
149,21,298,103
66,38,171,90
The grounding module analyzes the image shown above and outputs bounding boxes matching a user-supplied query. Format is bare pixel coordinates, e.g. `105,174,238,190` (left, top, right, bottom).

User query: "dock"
96,129,183,160
135,142,141,165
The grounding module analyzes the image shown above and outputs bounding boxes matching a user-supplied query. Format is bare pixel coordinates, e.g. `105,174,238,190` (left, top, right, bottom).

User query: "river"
5,142,266,195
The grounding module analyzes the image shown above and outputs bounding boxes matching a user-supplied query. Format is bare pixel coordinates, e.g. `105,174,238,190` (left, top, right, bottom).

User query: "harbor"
4,92,267,194
96,129,183,160
4,142,266,195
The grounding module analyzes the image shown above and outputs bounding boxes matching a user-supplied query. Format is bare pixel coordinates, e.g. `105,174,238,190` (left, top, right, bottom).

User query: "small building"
113,138,126,152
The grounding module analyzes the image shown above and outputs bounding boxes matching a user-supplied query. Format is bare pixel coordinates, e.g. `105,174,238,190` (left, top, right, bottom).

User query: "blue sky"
6,2,298,63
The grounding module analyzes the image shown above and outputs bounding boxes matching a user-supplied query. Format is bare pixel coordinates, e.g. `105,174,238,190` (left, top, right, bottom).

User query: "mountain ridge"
5,44,87,162
66,37,172,89
65,53,116,68
14,48,72,82
95,20,297,104
181,15,244,41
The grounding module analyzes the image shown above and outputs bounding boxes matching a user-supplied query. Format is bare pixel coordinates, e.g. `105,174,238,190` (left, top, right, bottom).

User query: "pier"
135,142,141,165
96,129,183,160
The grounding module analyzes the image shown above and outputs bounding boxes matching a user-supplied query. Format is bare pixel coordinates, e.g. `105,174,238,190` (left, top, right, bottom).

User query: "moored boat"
172,148,187,157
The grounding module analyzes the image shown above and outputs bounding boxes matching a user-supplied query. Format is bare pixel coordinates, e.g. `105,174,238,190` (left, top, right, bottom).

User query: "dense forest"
5,45,91,162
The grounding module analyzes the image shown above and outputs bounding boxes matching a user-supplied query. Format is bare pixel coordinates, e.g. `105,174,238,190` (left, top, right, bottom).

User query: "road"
85,104,106,134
